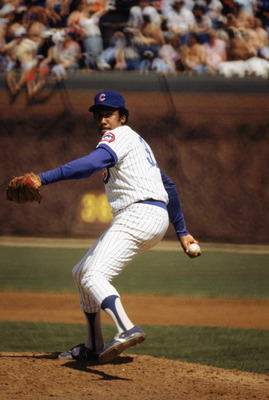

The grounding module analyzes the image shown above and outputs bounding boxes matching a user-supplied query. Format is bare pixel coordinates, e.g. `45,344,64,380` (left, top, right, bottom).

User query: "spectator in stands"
180,30,209,72
162,0,194,17
161,0,174,17
38,29,65,79
126,10,168,72
129,0,161,29
22,5,50,26
166,0,196,44
244,16,269,54
251,16,269,59
46,0,71,28
1,25,39,97
256,0,269,33
226,26,256,59
39,28,81,79
221,0,236,16
60,27,81,68
97,29,124,69
206,0,224,29
0,24,22,87
113,27,141,70
192,3,212,42
76,3,110,69
0,2,24,48
26,20,46,50
228,1,253,30
254,16,269,48
0,17,11,66
139,48,177,71
66,0,84,42
203,29,227,72
157,33,181,70
24,54,50,99
137,11,165,56
234,0,257,18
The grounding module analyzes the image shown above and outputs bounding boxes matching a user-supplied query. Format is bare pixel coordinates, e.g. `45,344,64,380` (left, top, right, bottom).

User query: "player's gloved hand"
6,172,42,204
180,234,201,258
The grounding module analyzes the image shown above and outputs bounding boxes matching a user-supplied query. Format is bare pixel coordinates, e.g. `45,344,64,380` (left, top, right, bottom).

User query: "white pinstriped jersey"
96,125,168,214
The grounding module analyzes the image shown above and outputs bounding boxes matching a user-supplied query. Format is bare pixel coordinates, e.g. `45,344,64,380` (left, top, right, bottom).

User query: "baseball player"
8,90,201,363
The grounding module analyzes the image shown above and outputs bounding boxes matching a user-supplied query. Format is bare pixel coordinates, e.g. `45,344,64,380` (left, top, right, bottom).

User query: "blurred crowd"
1,0,269,98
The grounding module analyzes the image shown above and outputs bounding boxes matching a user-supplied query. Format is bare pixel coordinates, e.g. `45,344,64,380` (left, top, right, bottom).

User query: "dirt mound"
1,352,268,400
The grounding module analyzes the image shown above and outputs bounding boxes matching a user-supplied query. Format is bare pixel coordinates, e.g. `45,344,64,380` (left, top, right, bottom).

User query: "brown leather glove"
6,173,42,204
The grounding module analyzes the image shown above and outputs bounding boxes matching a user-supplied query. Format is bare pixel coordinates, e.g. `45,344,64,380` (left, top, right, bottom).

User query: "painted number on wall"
81,193,112,223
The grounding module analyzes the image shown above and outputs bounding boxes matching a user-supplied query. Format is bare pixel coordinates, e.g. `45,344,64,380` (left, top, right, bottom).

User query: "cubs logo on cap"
99,93,106,102
89,91,126,112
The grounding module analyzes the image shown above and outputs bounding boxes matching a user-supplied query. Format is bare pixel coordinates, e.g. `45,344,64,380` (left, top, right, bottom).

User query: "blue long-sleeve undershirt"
39,147,188,239
161,171,189,239
39,147,114,185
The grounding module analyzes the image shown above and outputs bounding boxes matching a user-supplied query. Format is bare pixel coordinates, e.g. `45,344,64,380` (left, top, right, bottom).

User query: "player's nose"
100,115,109,122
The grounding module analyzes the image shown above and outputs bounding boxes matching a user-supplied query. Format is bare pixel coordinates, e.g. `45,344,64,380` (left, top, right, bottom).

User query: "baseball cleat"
58,343,98,362
98,326,146,363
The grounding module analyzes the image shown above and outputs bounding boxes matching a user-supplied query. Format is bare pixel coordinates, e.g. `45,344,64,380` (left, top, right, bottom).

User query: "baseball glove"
6,173,42,204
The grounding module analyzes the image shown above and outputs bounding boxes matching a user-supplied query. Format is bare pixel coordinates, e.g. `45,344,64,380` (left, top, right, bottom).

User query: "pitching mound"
1,352,268,400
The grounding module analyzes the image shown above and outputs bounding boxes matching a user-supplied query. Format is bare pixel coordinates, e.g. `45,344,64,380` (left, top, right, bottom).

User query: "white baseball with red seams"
188,243,201,256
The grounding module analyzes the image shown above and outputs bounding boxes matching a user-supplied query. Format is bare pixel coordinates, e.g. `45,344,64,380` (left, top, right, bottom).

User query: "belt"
136,199,167,211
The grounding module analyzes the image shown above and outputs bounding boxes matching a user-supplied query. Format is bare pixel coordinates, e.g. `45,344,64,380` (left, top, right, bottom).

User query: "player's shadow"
62,356,134,381
0,353,133,381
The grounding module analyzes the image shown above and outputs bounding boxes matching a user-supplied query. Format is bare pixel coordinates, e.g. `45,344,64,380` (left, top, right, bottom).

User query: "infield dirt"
1,351,269,400
1,291,269,400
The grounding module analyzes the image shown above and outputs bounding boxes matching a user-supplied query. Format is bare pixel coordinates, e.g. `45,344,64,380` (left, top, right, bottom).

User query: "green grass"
0,321,268,374
0,246,269,299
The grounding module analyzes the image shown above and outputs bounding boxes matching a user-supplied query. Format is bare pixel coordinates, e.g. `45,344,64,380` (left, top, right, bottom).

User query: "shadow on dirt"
62,355,134,380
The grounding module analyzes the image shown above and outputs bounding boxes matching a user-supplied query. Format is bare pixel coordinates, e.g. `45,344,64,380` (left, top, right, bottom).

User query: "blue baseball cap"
89,91,126,112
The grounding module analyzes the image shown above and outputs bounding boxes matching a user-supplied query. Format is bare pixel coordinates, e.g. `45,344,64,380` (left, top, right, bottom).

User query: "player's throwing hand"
180,234,202,258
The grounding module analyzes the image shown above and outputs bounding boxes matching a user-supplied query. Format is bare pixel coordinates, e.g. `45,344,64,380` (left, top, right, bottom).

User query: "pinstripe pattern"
97,125,169,215
72,203,169,313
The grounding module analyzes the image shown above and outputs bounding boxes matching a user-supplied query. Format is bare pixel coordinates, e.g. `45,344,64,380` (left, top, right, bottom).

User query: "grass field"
0,240,268,373
0,244,269,298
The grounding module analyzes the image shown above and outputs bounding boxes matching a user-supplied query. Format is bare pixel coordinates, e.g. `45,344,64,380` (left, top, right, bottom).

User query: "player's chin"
100,127,109,135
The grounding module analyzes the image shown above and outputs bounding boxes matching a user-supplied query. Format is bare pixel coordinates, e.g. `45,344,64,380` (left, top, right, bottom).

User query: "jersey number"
139,137,158,167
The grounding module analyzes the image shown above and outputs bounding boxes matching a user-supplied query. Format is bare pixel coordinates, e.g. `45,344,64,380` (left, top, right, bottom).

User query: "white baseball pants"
72,203,169,313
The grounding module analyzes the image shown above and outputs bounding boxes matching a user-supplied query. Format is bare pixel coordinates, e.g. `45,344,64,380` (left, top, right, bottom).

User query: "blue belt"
136,199,167,211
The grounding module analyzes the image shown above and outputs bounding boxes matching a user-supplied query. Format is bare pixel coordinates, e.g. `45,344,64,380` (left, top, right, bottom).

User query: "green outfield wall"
1,72,268,243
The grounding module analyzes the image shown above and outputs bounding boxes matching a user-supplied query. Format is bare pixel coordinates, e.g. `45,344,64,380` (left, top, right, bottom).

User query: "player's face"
94,108,126,135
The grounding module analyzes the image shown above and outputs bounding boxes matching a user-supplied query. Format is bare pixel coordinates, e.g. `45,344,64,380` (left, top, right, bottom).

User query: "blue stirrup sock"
101,295,134,333
84,310,104,352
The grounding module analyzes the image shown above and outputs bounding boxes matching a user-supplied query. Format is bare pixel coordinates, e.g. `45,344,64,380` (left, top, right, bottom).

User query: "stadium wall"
1,72,268,243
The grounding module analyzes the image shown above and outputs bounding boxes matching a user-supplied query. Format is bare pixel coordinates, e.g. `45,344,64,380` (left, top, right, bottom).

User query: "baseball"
188,243,201,256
